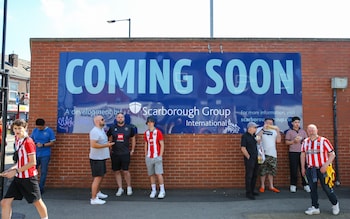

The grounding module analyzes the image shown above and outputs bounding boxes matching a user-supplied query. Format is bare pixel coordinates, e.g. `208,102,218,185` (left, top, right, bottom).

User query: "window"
9,82,19,101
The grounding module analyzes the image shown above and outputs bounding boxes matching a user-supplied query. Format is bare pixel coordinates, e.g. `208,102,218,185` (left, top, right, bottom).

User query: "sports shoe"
116,188,124,197
332,202,340,215
149,191,157,198
158,191,166,199
90,197,106,205
290,185,297,193
305,206,320,215
97,191,108,199
304,185,311,193
127,186,133,196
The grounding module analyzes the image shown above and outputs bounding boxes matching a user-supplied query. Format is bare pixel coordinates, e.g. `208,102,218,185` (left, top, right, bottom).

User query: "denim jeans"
36,155,51,192
306,167,338,208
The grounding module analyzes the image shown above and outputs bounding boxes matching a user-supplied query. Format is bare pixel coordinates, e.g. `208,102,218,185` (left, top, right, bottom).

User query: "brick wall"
29,38,350,189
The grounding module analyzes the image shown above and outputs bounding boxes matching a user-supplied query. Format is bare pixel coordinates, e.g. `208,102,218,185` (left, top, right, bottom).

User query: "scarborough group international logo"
129,102,142,114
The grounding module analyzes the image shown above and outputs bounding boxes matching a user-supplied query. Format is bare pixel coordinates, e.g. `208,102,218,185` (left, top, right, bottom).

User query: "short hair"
264,118,274,123
35,118,45,126
13,119,27,128
291,116,301,122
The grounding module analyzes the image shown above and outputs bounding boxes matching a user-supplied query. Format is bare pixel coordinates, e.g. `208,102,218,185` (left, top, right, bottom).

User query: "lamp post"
107,18,131,38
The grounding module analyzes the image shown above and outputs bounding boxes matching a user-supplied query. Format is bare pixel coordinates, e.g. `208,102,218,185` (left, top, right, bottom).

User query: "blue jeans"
36,155,51,192
306,167,338,208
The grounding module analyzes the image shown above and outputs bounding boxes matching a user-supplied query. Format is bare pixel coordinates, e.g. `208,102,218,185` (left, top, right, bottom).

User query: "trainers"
97,191,108,199
304,185,311,193
127,186,133,196
158,191,166,199
290,185,297,193
305,206,320,215
149,191,157,198
90,197,106,205
116,188,124,197
332,202,340,215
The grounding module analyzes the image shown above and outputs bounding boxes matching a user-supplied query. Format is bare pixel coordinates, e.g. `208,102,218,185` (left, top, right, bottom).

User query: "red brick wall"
29,38,350,189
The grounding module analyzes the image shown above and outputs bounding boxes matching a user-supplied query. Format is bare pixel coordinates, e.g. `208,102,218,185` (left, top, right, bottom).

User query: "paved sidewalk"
2,135,350,219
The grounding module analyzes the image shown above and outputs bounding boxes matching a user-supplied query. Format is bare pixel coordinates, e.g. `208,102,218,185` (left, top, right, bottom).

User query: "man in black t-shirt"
240,122,260,200
107,113,136,197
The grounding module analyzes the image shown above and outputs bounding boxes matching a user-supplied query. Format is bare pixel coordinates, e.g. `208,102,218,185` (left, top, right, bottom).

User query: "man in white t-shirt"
89,115,114,205
256,118,281,193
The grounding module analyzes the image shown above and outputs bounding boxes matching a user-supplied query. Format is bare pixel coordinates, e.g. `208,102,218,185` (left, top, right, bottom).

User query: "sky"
1,0,350,61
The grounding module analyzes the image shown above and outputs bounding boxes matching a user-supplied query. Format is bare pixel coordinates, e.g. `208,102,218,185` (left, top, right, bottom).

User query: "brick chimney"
9,53,18,67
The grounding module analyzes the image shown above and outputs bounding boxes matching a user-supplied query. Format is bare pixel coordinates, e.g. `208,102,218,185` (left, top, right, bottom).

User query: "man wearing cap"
241,121,260,200
144,116,166,199
285,116,310,193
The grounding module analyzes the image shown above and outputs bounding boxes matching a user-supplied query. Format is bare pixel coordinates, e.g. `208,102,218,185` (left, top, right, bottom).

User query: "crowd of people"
241,116,340,216
0,114,340,218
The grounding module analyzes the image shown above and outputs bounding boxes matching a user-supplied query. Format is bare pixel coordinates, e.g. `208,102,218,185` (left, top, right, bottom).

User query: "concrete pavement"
1,134,350,219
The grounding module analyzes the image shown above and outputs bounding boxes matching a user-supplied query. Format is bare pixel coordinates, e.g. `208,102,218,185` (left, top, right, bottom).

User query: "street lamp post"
107,18,131,38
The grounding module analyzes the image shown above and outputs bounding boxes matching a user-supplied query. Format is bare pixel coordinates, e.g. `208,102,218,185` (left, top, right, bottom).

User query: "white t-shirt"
89,126,110,160
256,127,278,158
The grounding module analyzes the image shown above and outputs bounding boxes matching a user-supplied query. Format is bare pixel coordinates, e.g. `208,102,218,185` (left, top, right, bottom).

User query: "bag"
12,137,27,163
257,144,265,164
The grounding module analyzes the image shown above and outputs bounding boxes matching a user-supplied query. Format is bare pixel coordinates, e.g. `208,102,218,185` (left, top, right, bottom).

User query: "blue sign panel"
57,52,302,134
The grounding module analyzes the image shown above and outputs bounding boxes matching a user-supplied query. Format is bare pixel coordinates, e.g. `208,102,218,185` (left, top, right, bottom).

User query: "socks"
151,184,156,192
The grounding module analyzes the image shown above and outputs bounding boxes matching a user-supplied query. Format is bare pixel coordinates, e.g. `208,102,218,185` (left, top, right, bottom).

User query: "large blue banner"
57,52,302,134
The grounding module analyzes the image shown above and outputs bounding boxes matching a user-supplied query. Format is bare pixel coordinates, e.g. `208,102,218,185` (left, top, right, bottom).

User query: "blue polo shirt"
31,126,56,157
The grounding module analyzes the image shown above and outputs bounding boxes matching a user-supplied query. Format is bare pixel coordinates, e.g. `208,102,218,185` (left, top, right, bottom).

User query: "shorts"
90,159,107,177
4,176,41,203
145,156,164,176
111,153,130,171
259,155,277,176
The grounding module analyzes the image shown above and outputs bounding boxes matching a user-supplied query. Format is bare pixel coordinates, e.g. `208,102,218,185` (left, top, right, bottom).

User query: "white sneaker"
127,186,133,196
158,191,166,199
149,191,157,198
116,188,124,197
304,185,311,193
290,185,296,193
305,206,320,215
90,197,106,205
332,202,340,215
97,191,108,199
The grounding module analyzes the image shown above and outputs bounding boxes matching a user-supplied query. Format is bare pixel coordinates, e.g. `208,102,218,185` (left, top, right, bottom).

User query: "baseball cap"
146,116,156,124
247,122,259,129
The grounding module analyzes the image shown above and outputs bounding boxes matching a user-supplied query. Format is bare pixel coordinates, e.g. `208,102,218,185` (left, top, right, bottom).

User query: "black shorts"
4,176,41,203
111,153,130,171
90,159,107,177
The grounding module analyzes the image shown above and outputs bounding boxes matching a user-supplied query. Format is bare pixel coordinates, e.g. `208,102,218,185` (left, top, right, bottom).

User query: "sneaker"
116,188,124,197
127,186,133,196
149,191,157,198
158,191,166,199
90,197,106,205
305,206,320,215
332,202,340,215
290,185,297,193
304,185,311,193
97,191,108,199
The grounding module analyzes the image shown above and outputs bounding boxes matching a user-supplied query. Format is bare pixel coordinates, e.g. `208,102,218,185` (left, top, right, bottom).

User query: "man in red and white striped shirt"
1,119,48,219
301,124,339,216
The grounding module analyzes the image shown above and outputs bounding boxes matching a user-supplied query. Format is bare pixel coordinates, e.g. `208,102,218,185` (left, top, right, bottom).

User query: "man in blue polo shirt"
31,118,56,194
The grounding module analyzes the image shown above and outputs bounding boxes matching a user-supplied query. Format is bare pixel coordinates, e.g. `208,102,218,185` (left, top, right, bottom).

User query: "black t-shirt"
240,132,258,157
107,124,135,155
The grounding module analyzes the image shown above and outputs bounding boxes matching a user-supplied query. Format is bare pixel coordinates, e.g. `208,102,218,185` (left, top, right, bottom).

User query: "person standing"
285,116,310,193
256,118,281,193
1,119,48,219
30,118,56,194
89,115,114,205
301,124,340,215
107,112,136,197
240,122,260,200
